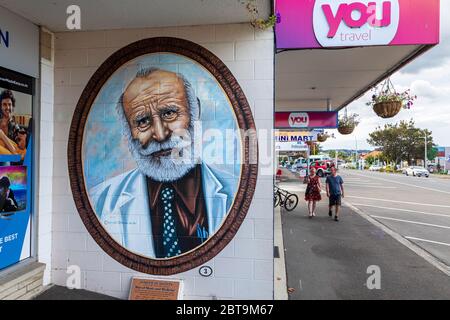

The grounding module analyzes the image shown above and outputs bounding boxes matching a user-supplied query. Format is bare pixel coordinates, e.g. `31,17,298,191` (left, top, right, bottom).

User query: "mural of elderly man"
90,68,234,259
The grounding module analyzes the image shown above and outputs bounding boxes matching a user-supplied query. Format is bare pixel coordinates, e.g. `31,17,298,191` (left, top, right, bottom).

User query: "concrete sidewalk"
34,285,118,300
278,170,450,300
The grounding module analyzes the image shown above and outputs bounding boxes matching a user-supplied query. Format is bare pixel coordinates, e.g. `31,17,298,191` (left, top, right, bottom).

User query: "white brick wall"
38,29,55,286
51,23,274,300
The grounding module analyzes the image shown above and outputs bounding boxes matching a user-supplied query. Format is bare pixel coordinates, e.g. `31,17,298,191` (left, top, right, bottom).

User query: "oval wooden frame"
68,37,258,275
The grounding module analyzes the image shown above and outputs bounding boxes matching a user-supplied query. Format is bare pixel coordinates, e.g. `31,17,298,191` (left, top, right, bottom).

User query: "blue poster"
0,72,33,271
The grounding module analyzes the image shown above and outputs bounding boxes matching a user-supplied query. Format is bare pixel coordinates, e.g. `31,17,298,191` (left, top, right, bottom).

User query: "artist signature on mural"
103,220,137,226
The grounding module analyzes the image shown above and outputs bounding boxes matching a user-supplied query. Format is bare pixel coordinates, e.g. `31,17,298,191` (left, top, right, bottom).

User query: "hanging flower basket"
367,78,417,119
317,133,328,142
338,125,355,135
373,100,403,118
338,112,359,136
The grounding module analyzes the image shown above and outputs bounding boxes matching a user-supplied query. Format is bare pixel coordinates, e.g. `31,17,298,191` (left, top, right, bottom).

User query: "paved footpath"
278,169,450,300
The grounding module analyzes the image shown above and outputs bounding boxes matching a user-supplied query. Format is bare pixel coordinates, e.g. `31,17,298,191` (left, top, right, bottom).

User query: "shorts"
329,194,342,206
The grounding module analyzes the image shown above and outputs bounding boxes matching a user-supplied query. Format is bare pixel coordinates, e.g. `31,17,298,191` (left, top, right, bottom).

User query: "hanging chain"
380,78,396,95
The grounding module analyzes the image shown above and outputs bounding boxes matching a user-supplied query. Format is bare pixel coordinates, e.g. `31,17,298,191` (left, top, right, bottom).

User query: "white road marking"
346,183,384,187
346,196,450,209
345,200,450,276
345,181,383,184
279,185,305,192
346,185,397,189
405,237,450,248
371,215,450,230
346,171,450,195
352,203,450,218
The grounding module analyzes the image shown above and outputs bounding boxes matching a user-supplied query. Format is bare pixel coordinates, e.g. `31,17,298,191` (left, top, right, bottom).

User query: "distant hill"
322,149,372,156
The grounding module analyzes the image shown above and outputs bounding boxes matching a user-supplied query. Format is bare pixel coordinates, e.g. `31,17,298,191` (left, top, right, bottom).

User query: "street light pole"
424,134,428,169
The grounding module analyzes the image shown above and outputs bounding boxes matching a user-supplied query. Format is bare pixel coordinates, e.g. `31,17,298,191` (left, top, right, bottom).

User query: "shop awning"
276,44,433,112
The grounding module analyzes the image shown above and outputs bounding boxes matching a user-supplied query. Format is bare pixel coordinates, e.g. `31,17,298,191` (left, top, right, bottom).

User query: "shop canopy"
275,0,440,113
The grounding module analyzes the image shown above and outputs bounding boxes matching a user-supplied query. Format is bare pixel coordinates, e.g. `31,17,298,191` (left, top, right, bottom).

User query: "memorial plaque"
129,278,183,300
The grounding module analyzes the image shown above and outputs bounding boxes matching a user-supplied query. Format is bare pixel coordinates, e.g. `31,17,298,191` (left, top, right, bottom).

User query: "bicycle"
274,186,299,212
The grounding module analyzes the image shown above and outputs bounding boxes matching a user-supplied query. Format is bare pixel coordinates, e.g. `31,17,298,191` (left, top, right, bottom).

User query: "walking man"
326,167,344,222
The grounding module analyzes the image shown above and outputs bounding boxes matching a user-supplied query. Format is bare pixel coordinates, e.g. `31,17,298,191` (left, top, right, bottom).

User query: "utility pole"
335,149,338,169
424,134,428,169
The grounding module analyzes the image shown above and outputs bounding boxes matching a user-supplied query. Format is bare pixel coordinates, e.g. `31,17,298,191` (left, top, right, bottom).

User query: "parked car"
404,166,430,177
309,155,331,162
369,165,383,171
291,158,308,171
310,160,333,177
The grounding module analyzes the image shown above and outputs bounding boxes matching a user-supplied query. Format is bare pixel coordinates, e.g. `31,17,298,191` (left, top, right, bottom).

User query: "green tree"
428,146,438,161
328,150,351,161
367,120,434,165
365,156,376,166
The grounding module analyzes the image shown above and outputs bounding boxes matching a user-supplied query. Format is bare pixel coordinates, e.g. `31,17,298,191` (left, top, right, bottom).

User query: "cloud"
322,3,448,151
329,77,450,150
409,80,450,101
402,1,450,74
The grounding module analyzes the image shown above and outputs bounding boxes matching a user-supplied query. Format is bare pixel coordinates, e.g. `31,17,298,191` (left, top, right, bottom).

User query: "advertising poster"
0,66,33,271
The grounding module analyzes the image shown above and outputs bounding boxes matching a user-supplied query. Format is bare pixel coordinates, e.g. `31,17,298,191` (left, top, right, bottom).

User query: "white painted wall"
51,24,274,300
38,28,55,286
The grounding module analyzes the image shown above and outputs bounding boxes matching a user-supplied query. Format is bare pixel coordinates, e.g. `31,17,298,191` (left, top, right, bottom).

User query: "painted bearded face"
118,69,199,182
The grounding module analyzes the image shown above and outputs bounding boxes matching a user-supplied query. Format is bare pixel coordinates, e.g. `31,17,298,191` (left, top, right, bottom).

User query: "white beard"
116,70,201,182
127,128,198,182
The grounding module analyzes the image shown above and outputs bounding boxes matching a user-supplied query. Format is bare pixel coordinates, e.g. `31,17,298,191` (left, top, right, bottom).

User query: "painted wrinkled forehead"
122,70,186,108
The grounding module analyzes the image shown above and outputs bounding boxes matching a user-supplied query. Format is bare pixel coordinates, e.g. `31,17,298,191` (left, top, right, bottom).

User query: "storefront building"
0,0,440,300
0,1,275,300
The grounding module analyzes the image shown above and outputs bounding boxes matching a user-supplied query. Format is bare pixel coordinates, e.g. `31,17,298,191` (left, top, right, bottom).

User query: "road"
278,168,450,299
341,169,450,267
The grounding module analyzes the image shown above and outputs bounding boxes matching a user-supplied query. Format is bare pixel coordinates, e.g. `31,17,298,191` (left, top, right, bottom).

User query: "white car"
404,166,430,177
369,165,383,171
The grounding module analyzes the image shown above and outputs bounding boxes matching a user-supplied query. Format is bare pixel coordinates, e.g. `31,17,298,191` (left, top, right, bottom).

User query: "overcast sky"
322,1,450,151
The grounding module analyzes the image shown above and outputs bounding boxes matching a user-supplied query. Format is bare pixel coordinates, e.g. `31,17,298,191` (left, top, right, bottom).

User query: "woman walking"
304,168,322,218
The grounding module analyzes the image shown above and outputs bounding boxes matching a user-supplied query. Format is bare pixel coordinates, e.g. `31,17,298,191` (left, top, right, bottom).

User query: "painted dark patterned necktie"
161,186,182,258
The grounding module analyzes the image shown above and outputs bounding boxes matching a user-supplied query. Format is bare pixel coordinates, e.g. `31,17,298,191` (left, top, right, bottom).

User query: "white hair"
116,68,200,182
